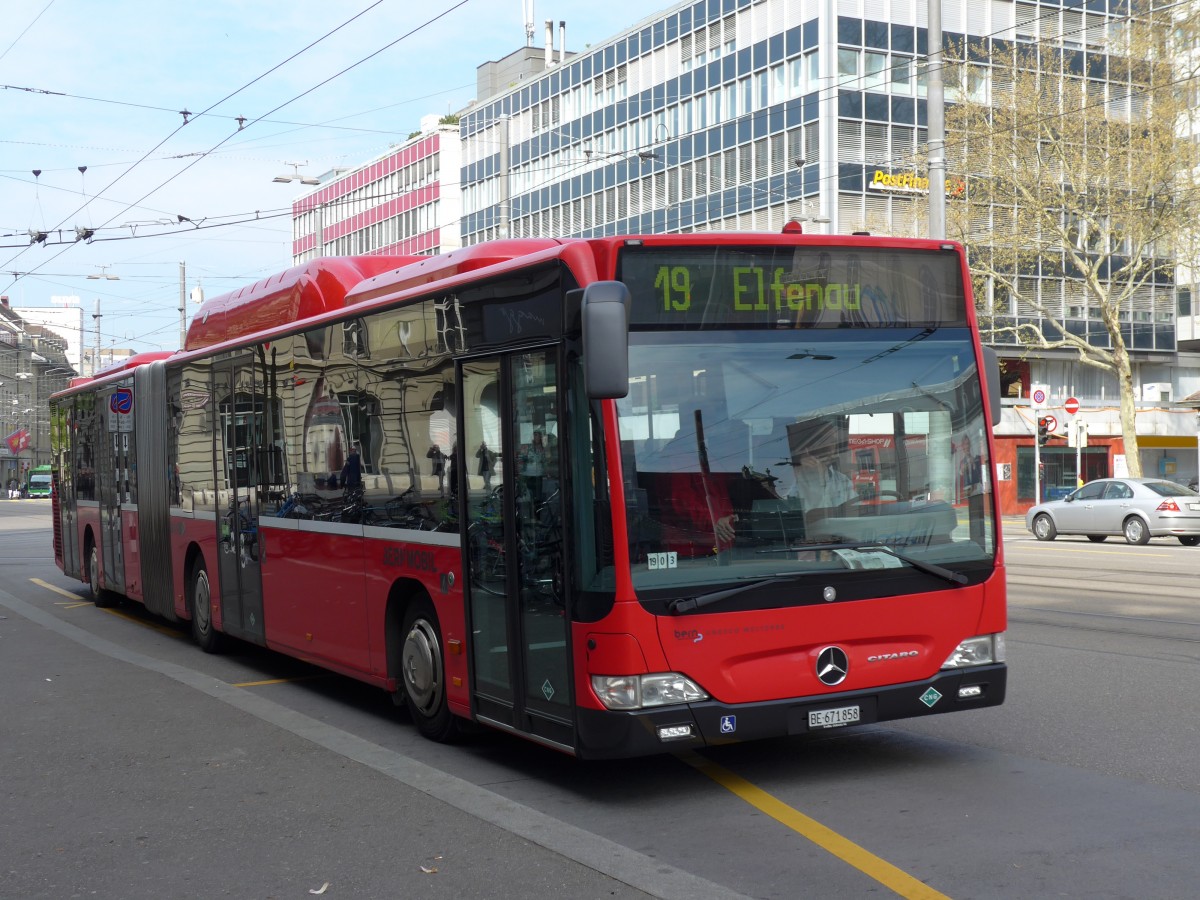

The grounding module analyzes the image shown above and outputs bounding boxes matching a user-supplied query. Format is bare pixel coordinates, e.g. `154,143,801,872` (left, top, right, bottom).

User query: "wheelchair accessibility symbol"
719,715,736,734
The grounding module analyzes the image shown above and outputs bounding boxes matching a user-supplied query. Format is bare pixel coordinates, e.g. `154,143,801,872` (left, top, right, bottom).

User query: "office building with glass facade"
285,0,1200,506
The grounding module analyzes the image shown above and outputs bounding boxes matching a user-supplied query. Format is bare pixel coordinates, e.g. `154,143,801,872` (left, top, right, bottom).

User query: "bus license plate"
809,705,860,729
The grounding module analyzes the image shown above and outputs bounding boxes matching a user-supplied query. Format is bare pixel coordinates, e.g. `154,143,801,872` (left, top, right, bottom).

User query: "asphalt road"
3,502,1199,900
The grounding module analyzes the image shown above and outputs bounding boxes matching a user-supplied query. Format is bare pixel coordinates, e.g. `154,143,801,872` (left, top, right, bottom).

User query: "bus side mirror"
981,345,1001,426
581,281,631,399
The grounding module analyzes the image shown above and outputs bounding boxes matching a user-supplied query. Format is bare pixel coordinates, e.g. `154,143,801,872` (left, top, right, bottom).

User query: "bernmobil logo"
382,546,437,573
110,388,133,414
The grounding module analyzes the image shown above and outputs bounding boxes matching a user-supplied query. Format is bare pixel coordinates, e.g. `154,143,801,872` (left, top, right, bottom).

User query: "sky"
0,0,656,358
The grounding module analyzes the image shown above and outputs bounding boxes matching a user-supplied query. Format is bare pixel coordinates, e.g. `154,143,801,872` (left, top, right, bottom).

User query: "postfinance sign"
869,170,965,197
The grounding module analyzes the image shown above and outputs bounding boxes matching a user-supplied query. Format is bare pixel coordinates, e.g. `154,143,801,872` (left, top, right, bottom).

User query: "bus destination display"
617,246,966,329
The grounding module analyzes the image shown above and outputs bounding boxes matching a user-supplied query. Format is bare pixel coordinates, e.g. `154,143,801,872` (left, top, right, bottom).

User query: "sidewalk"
0,583,738,900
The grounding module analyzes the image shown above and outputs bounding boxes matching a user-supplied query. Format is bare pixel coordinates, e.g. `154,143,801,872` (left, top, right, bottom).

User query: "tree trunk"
1114,345,1141,478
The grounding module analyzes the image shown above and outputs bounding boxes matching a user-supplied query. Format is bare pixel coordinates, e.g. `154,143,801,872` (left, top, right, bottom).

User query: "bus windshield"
615,327,995,595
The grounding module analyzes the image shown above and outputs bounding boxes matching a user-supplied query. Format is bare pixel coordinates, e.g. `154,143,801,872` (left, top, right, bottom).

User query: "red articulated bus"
50,233,1007,759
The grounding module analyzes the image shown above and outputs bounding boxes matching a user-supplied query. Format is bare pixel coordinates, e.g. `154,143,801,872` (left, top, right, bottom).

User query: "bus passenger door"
55,402,81,579
98,388,132,594
213,356,265,643
460,349,573,750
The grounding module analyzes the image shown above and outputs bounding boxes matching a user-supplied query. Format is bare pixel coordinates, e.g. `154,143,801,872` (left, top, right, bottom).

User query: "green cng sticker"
919,687,943,708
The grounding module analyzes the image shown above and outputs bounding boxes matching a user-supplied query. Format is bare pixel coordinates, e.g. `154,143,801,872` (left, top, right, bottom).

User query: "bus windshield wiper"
669,575,798,615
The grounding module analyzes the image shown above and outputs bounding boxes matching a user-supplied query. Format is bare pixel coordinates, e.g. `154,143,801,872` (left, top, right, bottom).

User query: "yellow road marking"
32,577,183,638
28,577,327,685
682,753,950,900
31,577,85,600
232,675,330,688
102,607,187,639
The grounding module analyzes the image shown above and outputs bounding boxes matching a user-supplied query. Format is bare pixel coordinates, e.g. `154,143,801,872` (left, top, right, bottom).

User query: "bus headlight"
941,633,1005,669
591,673,709,710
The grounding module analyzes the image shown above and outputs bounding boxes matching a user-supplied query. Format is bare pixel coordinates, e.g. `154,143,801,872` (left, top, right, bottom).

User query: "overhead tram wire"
0,0,57,64
0,78,476,142
10,4,1178,260
0,210,295,250
11,63,1190,253
5,0,474,260
2,0,388,284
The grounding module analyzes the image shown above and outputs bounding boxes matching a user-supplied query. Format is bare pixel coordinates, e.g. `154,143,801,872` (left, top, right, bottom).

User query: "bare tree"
945,9,1200,476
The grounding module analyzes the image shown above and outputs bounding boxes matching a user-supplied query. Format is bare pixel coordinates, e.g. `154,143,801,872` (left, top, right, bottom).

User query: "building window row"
463,0,785,139
467,120,817,241
321,155,439,227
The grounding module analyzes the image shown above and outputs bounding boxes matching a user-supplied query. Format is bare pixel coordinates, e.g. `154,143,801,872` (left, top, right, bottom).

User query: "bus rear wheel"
88,544,114,608
189,559,222,654
400,597,456,742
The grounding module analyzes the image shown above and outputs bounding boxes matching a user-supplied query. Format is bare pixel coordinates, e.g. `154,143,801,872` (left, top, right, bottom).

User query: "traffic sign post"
1064,398,1081,487
1073,419,1088,487
1034,418,1041,504
1030,386,1050,503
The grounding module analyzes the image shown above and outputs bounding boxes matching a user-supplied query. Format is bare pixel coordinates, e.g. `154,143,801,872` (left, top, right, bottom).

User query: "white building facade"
12,302,85,374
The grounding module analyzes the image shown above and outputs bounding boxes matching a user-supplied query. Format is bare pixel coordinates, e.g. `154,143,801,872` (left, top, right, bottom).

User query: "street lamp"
84,268,120,376
87,264,120,281
788,159,831,228
273,163,325,259
273,161,321,185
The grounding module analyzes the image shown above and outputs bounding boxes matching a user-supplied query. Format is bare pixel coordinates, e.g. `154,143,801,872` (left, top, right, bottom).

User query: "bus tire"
189,559,222,654
88,543,114,608
400,596,456,742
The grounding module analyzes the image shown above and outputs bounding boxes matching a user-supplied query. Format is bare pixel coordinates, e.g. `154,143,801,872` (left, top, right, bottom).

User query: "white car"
1026,478,1200,546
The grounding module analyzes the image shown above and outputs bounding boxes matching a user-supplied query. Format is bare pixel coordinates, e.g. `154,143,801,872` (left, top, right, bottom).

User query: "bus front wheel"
189,559,222,654
399,597,456,742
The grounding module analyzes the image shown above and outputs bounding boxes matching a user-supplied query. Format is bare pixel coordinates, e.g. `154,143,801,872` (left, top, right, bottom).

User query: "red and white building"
288,118,463,264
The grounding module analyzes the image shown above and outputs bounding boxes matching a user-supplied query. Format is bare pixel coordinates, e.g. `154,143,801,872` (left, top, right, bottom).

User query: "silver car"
1026,478,1200,546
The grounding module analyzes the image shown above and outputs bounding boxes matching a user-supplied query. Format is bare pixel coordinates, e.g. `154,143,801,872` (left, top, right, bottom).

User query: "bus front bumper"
575,664,1006,760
